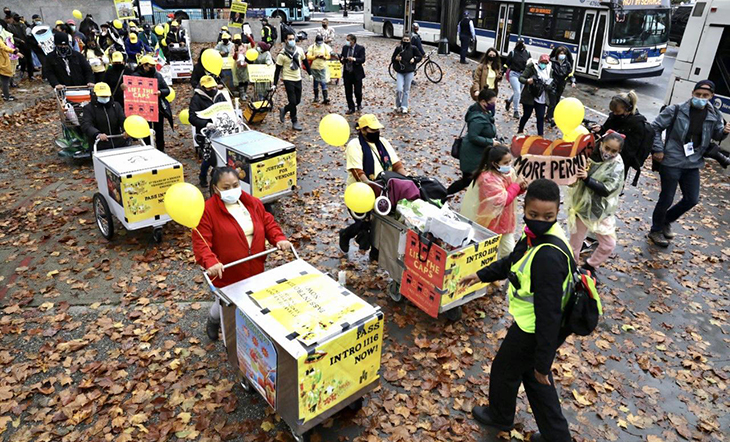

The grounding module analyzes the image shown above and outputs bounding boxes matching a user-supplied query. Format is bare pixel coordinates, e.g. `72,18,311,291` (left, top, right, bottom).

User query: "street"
0,15,728,442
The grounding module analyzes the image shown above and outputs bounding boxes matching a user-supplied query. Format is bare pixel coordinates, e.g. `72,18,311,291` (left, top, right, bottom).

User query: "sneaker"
3,95,15,101
338,229,350,254
401,107,409,114
505,99,511,112
648,231,670,247
356,105,362,111
292,121,303,131
206,317,220,341
662,224,676,239
279,107,286,123
513,111,520,119
472,406,514,432
346,108,356,115
393,106,401,113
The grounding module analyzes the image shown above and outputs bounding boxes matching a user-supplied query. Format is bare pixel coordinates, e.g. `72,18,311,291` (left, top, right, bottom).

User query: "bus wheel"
384,22,394,39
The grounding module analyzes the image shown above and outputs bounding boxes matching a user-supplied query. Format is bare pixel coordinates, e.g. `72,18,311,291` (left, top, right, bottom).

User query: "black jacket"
189,88,229,131
476,233,570,375
599,111,648,171
411,33,425,56
550,58,574,86
505,47,531,73
340,44,365,80
518,62,550,106
103,64,134,105
81,97,127,150
44,50,94,87
391,44,422,73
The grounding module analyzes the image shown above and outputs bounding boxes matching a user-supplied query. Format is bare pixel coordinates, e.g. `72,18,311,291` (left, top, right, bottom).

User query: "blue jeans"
508,70,523,114
650,166,700,232
396,72,414,109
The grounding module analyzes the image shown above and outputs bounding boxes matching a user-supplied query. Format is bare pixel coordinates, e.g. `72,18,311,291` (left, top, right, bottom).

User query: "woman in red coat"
193,166,291,340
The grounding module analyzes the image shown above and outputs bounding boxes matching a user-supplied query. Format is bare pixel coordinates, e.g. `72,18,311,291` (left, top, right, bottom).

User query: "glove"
206,123,215,131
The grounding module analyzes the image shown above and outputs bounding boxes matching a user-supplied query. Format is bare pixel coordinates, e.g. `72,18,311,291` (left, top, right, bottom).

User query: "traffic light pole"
404,0,414,36
518,0,525,38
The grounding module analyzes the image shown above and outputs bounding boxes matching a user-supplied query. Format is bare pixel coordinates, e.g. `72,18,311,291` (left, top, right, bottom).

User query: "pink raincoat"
460,170,523,234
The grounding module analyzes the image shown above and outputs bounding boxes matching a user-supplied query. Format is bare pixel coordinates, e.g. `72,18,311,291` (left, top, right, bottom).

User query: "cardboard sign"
247,64,275,83
32,25,55,55
236,308,277,410
327,61,342,79
222,56,234,70
250,151,296,198
123,75,158,122
114,0,136,20
297,315,383,422
119,167,183,223
513,152,589,186
228,0,248,28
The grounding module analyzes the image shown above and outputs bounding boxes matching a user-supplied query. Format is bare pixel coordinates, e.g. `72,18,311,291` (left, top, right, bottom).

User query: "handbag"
450,122,467,159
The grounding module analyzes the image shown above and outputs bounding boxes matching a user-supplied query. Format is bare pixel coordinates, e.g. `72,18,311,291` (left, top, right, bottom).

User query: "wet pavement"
0,34,728,442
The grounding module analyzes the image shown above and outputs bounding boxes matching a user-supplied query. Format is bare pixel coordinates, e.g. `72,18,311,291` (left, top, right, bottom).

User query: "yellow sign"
247,64,275,83
251,151,296,198
222,56,234,70
196,101,235,119
249,273,364,346
327,61,342,79
229,1,248,28
114,0,136,20
121,166,184,223
441,235,500,305
298,315,383,422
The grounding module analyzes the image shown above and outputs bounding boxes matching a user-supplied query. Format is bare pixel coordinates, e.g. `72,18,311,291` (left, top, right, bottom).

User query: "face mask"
287,40,295,48
487,54,495,60
558,54,566,61
58,46,71,57
600,149,618,161
486,103,496,114
205,88,217,98
222,39,230,44
691,97,708,108
218,186,242,204
322,24,328,28
102,30,108,35
496,164,511,174
316,41,323,46
70,26,76,32
98,96,110,104
35,21,42,26
365,131,380,143
402,42,410,48
538,63,548,70
524,217,555,237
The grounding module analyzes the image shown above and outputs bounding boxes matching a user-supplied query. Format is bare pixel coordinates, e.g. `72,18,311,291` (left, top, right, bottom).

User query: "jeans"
459,35,470,63
519,102,547,136
569,217,616,268
651,166,700,232
489,324,571,442
546,81,567,121
0,75,9,98
283,79,302,123
508,70,523,114
343,72,362,110
396,71,414,109
312,68,327,94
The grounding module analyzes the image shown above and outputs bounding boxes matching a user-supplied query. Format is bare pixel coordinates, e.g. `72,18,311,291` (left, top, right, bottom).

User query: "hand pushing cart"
204,248,383,442
92,133,184,243
55,86,92,159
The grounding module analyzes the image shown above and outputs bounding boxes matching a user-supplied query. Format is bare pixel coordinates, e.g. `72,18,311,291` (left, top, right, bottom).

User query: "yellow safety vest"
508,223,573,333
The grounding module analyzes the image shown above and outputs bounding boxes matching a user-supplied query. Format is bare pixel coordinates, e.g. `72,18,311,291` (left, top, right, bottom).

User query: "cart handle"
92,134,126,154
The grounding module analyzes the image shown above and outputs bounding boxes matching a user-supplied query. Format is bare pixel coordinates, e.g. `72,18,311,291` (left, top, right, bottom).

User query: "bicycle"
388,49,443,84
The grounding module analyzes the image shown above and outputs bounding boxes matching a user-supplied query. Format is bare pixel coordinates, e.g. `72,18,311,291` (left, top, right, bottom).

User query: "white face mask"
218,186,242,204
97,96,110,104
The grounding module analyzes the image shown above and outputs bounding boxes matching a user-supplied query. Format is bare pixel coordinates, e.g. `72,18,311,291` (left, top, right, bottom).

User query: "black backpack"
379,172,448,206
624,114,655,186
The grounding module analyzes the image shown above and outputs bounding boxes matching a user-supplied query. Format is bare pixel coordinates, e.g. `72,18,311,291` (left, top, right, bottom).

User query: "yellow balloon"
72,10,83,20
201,49,223,76
563,125,590,142
179,109,190,125
554,97,585,136
124,115,151,139
164,183,205,229
166,87,175,102
319,114,350,147
344,182,375,214
245,48,259,62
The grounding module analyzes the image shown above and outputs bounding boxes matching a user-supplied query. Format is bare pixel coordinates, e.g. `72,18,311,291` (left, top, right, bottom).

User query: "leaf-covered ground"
0,35,728,442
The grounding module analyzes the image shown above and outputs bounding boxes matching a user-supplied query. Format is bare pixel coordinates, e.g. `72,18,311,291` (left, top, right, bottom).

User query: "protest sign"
114,0,136,20
123,75,158,122
196,101,243,135
228,1,248,28
327,61,342,79
247,64,275,83
510,135,595,186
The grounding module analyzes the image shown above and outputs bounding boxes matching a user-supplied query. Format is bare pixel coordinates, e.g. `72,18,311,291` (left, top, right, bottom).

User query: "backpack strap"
536,234,576,276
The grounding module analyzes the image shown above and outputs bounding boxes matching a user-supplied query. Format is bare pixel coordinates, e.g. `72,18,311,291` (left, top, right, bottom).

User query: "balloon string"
194,227,222,282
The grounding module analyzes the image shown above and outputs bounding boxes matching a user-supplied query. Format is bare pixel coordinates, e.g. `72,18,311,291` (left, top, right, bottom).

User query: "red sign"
400,269,441,318
123,75,158,122
403,229,449,288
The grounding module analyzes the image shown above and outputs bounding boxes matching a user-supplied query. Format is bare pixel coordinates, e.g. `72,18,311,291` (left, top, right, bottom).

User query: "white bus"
364,0,670,80
665,0,729,147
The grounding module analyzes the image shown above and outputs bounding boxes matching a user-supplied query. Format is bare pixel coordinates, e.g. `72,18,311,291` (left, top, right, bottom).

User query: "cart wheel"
443,306,462,322
93,193,114,240
347,397,364,411
240,379,250,392
152,227,163,244
292,431,310,442
387,281,403,303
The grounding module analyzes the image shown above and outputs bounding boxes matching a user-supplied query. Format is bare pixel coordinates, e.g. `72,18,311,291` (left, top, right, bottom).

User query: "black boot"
206,317,220,341
313,88,320,103
322,89,330,105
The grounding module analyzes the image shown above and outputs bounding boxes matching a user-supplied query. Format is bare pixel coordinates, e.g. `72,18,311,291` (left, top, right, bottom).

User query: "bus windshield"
610,9,669,47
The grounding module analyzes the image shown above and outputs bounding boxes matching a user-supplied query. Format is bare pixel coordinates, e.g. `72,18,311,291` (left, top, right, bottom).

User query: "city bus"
151,0,311,23
665,0,729,147
364,0,670,80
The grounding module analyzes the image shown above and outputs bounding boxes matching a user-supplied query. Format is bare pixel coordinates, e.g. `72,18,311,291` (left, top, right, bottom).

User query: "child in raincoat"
461,144,527,261
567,131,626,274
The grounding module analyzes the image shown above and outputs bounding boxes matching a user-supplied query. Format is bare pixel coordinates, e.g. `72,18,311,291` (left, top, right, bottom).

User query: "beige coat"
0,40,15,78
470,63,502,100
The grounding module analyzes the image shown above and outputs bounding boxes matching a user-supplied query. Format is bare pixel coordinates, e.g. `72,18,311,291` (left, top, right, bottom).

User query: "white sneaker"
401,107,409,114
393,106,401,113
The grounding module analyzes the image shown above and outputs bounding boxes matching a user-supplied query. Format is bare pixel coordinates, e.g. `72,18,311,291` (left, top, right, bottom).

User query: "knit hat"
54,33,69,45
538,54,550,63
694,80,715,93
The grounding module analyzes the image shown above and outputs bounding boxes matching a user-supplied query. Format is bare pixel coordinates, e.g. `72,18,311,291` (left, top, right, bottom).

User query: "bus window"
474,1,499,31
372,0,403,18
553,7,581,43
413,0,441,23
691,2,706,17
610,10,669,47
708,27,730,97
522,4,553,38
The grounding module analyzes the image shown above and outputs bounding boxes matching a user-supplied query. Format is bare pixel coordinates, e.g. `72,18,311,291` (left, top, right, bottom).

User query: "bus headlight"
605,56,619,65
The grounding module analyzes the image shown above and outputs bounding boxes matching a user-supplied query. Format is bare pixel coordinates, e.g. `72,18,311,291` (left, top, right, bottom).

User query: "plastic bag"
425,211,473,248
396,199,442,231
567,156,625,236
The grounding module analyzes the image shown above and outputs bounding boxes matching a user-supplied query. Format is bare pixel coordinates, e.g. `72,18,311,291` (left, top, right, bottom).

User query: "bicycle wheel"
388,62,396,81
424,60,443,84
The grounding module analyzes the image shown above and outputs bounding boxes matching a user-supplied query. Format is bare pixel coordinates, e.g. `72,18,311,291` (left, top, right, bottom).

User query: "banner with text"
251,151,296,198
123,75,158,122
120,167,183,223
247,64,275,83
510,135,594,186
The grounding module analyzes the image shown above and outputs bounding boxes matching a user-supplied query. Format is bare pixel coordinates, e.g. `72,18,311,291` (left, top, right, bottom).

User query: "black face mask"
524,217,555,237
365,131,380,143
57,45,71,57
205,88,217,98
401,42,410,49
487,55,495,60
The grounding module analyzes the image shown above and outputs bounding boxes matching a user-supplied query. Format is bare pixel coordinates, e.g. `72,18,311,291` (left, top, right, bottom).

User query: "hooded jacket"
505,46,531,72
80,96,127,150
459,102,497,174
391,43,421,74
189,88,229,131
44,42,94,87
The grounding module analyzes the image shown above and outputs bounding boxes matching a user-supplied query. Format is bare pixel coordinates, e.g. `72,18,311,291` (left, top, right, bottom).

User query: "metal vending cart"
92,135,184,243
211,131,296,203
206,249,383,442
372,211,501,321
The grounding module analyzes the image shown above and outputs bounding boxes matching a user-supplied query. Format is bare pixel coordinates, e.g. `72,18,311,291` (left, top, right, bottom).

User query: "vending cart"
92,136,184,242
207,250,383,442
211,130,296,203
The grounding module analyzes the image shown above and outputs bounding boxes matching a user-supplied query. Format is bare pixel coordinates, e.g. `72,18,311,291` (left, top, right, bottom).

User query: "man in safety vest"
460,178,573,442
